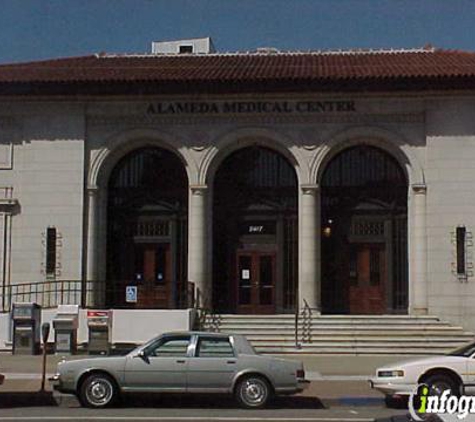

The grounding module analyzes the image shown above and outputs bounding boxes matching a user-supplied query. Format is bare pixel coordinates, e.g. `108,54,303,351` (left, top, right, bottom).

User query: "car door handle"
227,360,236,364
176,360,186,364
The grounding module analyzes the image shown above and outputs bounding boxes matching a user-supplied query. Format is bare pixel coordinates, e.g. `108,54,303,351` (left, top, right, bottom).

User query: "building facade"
1,43,475,336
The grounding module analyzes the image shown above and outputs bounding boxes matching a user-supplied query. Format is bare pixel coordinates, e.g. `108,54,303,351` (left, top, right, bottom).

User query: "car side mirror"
134,350,148,361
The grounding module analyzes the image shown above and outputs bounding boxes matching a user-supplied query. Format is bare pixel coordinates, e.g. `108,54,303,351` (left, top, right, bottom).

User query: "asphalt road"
0,393,411,422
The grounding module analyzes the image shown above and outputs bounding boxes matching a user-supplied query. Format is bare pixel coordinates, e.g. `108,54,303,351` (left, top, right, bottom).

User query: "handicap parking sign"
126,285,138,303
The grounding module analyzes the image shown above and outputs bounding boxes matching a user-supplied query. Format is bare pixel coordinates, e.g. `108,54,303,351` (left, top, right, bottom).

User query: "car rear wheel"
424,374,459,397
235,375,272,409
79,373,118,408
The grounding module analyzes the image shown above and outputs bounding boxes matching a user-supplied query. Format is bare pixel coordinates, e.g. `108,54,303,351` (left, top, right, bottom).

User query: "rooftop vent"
256,47,280,54
151,37,216,54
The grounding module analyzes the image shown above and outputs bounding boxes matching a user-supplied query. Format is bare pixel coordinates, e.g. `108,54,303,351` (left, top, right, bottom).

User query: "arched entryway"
320,145,408,314
212,146,298,314
106,146,188,308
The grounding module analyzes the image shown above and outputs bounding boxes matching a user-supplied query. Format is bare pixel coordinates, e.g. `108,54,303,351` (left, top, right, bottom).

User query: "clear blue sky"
0,0,474,64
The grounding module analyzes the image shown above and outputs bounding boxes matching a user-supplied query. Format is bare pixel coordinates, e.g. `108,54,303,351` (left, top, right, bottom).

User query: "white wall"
5,103,85,285
425,99,475,329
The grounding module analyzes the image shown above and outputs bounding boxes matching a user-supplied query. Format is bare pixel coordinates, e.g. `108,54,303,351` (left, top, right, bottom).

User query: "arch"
88,128,197,190
201,127,306,187
105,145,189,309
211,144,299,313
311,126,424,187
319,142,409,314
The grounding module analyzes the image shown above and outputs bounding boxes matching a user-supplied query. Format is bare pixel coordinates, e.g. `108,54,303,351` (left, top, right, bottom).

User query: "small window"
179,45,193,54
457,226,466,275
148,336,190,357
196,337,234,358
46,227,57,277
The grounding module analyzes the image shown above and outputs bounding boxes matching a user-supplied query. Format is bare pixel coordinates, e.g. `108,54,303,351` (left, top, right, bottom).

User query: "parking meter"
40,322,50,392
42,322,50,345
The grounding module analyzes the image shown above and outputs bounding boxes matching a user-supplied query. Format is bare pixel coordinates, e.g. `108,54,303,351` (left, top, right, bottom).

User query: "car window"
448,341,475,357
148,336,190,357
196,337,234,358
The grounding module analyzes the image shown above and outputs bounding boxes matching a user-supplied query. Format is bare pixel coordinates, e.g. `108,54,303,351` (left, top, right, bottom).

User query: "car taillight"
296,369,305,379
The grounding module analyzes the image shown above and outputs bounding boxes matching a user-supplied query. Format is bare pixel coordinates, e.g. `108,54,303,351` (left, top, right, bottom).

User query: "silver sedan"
51,331,309,409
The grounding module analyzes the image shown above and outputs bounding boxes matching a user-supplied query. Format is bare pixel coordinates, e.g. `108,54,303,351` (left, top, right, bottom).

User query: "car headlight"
377,370,404,378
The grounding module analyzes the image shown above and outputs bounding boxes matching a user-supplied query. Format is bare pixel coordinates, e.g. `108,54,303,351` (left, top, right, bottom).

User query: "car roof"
161,331,239,338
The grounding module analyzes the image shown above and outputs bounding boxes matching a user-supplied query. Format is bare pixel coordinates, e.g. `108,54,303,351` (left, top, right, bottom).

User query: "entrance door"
236,252,275,314
134,243,172,308
348,243,386,314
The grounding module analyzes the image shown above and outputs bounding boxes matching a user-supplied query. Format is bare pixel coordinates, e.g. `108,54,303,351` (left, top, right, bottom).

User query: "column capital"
190,185,208,196
412,183,427,194
301,184,320,195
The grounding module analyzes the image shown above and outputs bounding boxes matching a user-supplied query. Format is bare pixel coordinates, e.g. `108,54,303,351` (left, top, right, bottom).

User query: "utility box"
53,305,79,354
87,310,111,355
12,302,41,355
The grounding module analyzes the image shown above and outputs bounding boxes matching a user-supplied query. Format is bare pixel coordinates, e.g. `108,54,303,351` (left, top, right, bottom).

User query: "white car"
370,341,475,402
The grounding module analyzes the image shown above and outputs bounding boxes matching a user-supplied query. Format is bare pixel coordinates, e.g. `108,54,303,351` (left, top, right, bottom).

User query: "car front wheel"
235,375,272,409
79,373,118,408
424,373,459,397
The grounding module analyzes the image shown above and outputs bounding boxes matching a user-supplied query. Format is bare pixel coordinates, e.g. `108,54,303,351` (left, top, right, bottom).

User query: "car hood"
378,355,467,371
58,356,126,370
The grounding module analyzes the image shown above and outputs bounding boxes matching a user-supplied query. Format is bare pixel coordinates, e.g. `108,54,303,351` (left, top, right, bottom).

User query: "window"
179,45,193,54
46,227,57,277
196,337,234,358
147,336,190,357
456,226,466,276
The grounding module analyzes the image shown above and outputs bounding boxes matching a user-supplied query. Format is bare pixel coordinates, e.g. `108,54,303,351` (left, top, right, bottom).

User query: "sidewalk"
0,353,411,408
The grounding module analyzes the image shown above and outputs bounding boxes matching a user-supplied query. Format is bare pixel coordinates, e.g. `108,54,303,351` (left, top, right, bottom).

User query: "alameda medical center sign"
147,100,356,115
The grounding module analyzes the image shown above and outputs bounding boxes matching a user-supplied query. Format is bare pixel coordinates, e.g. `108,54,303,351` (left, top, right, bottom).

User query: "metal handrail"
301,299,312,344
294,300,301,349
1,279,196,312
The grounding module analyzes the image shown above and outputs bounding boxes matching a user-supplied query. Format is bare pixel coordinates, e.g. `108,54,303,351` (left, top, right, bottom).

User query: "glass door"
236,251,275,314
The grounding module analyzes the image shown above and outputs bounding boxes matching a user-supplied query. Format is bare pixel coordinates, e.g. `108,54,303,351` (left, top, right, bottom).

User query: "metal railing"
294,300,301,348
1,279,195,312
301,299,313,344
294,299,313,348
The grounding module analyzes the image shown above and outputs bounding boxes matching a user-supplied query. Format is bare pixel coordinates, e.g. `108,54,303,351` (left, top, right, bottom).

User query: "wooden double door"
133,243,172,308
236,251,276,314
348,243,386,314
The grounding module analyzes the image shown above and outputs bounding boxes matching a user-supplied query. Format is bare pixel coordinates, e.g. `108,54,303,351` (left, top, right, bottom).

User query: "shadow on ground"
0,391,57,408
0,391,325,410
120,393,325,409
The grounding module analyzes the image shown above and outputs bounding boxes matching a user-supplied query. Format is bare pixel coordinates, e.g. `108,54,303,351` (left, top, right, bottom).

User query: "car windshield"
448,340,475,357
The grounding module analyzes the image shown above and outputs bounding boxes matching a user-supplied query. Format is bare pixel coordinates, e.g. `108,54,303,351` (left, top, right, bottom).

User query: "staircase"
201,314,475,355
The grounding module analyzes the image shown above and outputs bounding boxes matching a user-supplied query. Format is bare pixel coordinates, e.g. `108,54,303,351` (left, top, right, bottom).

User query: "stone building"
1,39,475,345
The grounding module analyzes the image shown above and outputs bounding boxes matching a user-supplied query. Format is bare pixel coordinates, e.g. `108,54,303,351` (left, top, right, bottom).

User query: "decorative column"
411,183,428,315
299,184,320,311
85,187,98,307
188,185,209,308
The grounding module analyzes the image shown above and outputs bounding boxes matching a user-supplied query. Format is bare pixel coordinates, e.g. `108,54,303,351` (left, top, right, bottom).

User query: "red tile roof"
1,48,475,95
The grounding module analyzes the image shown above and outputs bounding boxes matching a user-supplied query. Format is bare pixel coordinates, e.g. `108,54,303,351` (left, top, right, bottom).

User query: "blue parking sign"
126,285,137,303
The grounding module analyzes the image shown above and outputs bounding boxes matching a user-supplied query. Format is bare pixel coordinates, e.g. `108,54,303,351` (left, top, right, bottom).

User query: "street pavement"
0,353,433,421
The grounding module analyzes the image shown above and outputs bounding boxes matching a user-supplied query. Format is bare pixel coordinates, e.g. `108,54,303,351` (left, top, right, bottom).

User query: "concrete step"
257,347,455,355
208,325,465,332
205,317,450,326
203,313,474,355
245,335,473,342
213,314,442,319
